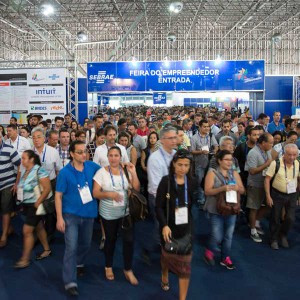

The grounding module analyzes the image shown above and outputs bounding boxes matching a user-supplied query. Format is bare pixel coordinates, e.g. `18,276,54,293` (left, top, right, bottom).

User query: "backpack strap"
270,159,280,188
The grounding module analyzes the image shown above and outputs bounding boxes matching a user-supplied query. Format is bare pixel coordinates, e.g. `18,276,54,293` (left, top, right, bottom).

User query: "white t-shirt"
6,135,31,156
93,143,129,167
93,167,131,220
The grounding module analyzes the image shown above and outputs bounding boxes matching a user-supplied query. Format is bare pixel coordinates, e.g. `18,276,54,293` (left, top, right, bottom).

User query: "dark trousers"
270,189,297,242
102,217,134,271
45,179,57,240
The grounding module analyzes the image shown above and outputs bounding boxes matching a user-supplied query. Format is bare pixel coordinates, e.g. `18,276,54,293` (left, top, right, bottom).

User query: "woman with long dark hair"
15,150,52,268
155,149,194,300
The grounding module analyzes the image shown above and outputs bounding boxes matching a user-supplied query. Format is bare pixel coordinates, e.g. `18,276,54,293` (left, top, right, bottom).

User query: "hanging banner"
0,68,66,124
87,60,265,93
153,92,167,104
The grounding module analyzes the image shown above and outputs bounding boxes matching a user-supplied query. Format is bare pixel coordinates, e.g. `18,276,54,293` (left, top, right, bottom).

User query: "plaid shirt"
87,142,97,161
56,145,70,167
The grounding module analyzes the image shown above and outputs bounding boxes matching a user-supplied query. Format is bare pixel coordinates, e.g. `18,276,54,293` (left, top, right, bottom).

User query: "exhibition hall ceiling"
0,0,299,74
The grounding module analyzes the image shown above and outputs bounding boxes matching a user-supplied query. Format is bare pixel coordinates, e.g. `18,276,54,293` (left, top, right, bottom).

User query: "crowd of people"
0,106,299,299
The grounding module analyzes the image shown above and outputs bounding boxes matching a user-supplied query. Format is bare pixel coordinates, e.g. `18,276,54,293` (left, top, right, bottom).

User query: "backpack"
124,167,148,222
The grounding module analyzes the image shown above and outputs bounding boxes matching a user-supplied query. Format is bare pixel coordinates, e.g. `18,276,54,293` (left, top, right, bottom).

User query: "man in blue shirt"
267,111,285,134
55,140,100,296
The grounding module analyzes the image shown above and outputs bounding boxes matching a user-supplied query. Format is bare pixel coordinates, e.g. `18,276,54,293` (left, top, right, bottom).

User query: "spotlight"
169,2,183,13
186,56,192,67
41,4,54,16
164,56,170,67
77,31,88,42
215,55,222,64
272,33,281,44
131,56,137,66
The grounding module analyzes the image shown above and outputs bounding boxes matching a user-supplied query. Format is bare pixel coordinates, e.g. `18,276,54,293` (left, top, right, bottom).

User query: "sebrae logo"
32,73,45,81
89,70,114,83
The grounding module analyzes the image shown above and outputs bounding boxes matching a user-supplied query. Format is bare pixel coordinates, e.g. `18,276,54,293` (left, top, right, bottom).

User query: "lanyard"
218,170,235,185
174,175,188,207
108,166,125,190
10,136,20,150
199,133,209,145
258,146,268,162
284,161,295,180
159,148,169,169
34,146,47,163
71,162,89,189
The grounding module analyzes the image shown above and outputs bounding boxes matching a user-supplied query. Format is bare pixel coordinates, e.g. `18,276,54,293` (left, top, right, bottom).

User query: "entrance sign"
87,60,265,93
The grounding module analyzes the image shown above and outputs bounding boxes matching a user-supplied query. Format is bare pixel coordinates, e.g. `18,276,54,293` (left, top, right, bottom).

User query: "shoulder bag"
164,177,192,255
213,170,240,216
123,167,148,222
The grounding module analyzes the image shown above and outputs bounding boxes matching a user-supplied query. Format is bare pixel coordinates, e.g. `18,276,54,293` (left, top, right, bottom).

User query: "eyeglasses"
74,150,88,154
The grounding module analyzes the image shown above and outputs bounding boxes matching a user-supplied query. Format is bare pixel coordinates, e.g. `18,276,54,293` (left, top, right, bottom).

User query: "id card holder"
201,145,209,152
262,169,267,177
17,187,24,202
287,180,296,194
175,207,188,225
79,185,93,204
226,191,237,203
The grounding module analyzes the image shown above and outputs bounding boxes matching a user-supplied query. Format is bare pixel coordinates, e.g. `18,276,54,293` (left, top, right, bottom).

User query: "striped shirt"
93,167,131,220
0,143,21,190
56,144,70,167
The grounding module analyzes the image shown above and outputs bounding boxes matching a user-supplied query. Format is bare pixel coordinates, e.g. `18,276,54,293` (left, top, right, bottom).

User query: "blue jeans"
146,194,160,250
62,214,94,289
207,213,237,260
194,166,206,205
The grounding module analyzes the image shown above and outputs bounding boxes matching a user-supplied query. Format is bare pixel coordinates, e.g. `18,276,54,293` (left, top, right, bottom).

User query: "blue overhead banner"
102,96,110,105
153,92,167,104
87,60,265,92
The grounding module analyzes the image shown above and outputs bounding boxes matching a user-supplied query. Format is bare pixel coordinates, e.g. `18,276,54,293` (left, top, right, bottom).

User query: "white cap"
291,115,300,119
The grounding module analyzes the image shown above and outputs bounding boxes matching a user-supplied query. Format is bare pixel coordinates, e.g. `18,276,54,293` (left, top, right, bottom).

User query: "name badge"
262,169,267,177
287,180,296,194
113,192,125,207
201,145,209,152
175,207,188,225
79,185,93,204
17,187,24,202
226,191,238,203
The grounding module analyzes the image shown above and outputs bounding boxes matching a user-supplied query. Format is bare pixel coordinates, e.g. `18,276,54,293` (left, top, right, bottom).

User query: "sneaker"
255,226,265,235
270,241,279,250
280,236,290,248
66,287,79,296
250,232,262,243
203,249,215,266
220,256,236,270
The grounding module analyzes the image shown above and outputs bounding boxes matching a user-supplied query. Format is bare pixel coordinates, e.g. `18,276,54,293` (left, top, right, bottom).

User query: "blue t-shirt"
56,161,101,218
267,121,285,134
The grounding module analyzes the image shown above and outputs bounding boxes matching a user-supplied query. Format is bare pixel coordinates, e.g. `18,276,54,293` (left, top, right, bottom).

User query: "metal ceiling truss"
0,0,299,74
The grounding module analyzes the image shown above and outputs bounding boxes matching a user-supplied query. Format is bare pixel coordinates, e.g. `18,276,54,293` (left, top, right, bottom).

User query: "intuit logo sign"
35,88,56,95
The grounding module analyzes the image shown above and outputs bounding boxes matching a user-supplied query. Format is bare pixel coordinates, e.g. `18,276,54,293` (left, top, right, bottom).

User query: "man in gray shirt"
215,119,238,146
127,123,147,159
245,133,273,243
191,119,218,207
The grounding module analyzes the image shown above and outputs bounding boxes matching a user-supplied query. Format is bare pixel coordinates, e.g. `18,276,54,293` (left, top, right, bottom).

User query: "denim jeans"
62,213,94,289
194,166,206,205
146,193,160,250
207,213,237,259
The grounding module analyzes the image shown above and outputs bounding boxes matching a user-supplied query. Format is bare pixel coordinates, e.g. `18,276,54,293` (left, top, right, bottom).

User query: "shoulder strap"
212,169,225,185
166,177,170,225
123,165,132,189
270,159,280,188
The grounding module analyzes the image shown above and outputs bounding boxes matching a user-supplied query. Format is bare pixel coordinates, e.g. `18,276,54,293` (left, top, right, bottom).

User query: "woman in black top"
156,149,194,300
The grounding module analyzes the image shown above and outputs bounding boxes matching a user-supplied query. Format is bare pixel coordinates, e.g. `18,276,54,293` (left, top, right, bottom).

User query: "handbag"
213,170,240,216
34,167,55,215
123,167,148,222
164,177,192,255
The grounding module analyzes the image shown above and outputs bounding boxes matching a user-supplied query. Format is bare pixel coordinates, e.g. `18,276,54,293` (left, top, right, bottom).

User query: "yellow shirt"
266,158,299,193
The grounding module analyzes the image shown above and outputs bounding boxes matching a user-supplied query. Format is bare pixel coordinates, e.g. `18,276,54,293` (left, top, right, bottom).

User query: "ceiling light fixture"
41,4,54,16
169,2,183,14
77,31,88,42
186,56,192,67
